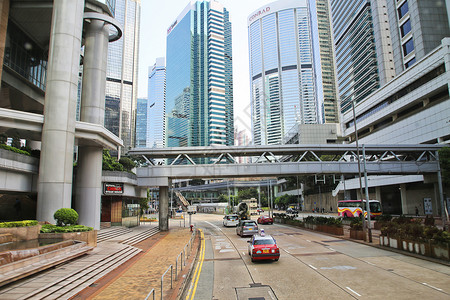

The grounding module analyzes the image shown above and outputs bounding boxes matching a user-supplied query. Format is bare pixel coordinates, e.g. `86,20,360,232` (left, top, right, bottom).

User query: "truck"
236,202,250,220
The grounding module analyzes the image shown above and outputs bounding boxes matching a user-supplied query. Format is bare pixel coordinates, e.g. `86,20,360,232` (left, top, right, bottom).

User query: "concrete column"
0,0,10,86
400,184,408,215
75,146,102,228
159,186,169,231
27,140,41,150
37,0,84,223
75,18,109,230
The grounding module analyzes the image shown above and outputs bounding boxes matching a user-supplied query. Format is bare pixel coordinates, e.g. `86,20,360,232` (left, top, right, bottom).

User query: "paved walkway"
73,224,198,300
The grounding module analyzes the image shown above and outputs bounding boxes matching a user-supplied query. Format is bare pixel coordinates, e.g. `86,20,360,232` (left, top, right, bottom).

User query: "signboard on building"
104,183,124,195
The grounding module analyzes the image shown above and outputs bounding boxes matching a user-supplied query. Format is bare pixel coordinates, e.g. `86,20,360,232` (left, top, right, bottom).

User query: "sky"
138,0,275,135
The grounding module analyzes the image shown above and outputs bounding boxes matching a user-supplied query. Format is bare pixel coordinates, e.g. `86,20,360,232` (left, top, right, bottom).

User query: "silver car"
236,220,258,237
223,214,239,227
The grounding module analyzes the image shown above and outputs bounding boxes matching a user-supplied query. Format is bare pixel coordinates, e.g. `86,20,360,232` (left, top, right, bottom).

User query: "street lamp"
351,99,368,241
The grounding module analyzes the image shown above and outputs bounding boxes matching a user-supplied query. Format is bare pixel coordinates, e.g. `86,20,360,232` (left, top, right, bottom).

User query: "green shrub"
40,224,92,233
0,220,38,228
53,208,79,226
0,144,31,156
350,218,363,230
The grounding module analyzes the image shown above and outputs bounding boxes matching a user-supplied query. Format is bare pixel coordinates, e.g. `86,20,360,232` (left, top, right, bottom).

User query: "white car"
223,214,239,227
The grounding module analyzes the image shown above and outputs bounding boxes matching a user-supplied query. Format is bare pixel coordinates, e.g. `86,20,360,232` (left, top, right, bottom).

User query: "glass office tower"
135,98,147,148
105,0,140,154
147,57,166,148
165,0,233,147
248,0,319,145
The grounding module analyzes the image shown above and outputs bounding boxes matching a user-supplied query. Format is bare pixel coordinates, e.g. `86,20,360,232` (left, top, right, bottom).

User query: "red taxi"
257,215,273,224
247,230,280,262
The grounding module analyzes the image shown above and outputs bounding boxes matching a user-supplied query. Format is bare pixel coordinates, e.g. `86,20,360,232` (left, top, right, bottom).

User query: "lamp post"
351,99,367,238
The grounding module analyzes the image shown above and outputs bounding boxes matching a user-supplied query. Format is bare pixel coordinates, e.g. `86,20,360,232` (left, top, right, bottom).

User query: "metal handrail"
161,265,173,300
144,288,155,300
148,229,197,299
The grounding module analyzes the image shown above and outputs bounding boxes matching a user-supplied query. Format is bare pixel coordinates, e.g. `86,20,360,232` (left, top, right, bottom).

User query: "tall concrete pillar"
400,184,408,215
159,186,169,231
0,0,10,86
37,0,84,223
75,18,109,230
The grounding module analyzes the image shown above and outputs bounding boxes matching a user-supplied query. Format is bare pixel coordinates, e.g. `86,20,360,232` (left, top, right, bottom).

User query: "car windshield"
254,238,275,245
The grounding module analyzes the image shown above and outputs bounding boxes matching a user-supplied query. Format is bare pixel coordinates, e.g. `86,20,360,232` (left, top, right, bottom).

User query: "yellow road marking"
186,230,205,300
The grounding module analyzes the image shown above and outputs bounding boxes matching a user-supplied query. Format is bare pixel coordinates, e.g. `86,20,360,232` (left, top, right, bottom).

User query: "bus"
337,200,382,218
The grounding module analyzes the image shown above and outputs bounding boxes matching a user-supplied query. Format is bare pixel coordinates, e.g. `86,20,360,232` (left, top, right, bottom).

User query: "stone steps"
97,226,132,243
120,227,160,245
18,244,142,300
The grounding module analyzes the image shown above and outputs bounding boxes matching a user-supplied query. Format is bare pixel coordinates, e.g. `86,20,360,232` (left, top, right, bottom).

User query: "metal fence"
146,229,196,299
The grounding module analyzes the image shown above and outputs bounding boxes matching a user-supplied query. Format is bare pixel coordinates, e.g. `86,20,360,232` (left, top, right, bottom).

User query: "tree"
237,188,258,200
102,150,123,171
139,198,149,215
217,194,228,203
119,156,136,172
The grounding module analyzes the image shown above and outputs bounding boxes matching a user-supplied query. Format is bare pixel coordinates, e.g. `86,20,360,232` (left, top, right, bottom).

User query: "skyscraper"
165,0,233,147
248,0,321,145
147,57,166,148
315,0,339,124
105,0,140,154
135,97,147,148
330,0,395,115
387,0,450,74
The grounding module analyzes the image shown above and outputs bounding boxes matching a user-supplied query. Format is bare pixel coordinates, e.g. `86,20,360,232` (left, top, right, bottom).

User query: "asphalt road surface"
183,213,450,300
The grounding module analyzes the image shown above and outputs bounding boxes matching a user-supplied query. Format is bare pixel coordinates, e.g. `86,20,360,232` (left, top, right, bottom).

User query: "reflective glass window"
398,1,409,19
400,19,411,37
402,38,414,56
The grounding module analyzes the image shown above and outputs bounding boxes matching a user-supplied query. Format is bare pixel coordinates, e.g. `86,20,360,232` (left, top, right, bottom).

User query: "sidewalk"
72,225,198,300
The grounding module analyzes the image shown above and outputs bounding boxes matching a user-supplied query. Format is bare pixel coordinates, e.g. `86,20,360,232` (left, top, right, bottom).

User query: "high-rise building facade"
135,97,147,148
387,0,450,74
315,0,339,124
330,0,395,115
165,0,233,147
147,57,166,148
105,0,140,154
248,0,321,145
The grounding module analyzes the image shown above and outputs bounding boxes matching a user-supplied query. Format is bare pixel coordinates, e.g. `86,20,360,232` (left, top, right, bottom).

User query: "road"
183,213,450,300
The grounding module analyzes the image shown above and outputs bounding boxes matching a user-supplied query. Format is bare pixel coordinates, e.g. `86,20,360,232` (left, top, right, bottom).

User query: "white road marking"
366,261,376,266
308,264,317,270
328,247,336,251
284,249,291,254
268,290,276,300
422,283,443,291
346,287,361,297
306,240,311,242
242,252,246,256
320,266,356,270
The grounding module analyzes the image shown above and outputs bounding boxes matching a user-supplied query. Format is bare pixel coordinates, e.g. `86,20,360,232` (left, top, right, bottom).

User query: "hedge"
0,220,38,228
40,224,93,233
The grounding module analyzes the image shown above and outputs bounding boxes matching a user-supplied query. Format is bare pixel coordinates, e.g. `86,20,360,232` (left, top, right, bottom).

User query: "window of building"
400,19,411,37
405,57,416,69
402,38,414,56
398,1,409,19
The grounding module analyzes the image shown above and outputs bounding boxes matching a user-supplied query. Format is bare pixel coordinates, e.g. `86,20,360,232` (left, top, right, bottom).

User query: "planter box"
350,229,365,240
374,222,383,230
331,227,344,235
431,243,450,260
39,230,97,247
0,225,41,242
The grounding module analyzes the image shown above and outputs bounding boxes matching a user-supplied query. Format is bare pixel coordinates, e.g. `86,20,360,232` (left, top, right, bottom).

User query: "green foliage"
274,194,298,207
40,224,92,233
119,157,136,172
350,218,363,230
0,144,31,156
439,147,450,185
217,194,228,203
139,198,149,215
0,220,38,228
303,216,343,227
102,150,124,171
237,188,258,200
53,208,79,226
